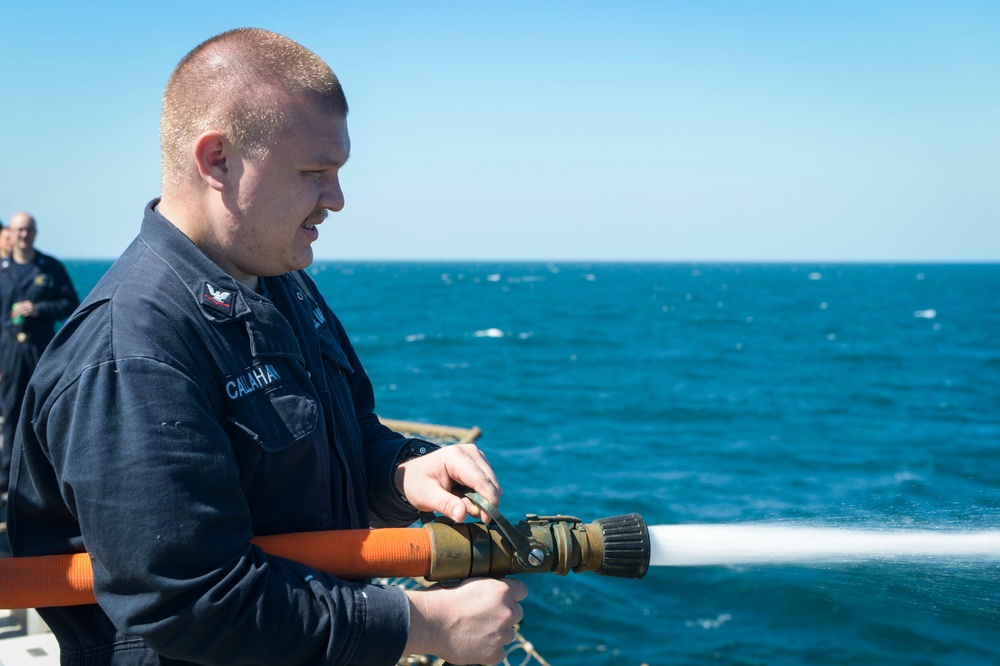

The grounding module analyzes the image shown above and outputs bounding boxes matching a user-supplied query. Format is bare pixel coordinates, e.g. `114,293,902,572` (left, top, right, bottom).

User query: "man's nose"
320,177,345,212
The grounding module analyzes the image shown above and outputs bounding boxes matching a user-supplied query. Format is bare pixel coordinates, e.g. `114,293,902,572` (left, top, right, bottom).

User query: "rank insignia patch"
201,282,235,318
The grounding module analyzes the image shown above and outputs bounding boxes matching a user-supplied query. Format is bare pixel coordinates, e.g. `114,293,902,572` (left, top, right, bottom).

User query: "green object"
11,306,24,326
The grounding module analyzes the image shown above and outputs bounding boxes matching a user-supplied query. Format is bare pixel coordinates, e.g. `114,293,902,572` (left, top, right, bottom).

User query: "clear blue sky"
1,1,997,261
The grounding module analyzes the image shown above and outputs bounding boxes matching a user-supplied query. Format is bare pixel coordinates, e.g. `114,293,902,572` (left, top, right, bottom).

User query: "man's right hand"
403,577,528,665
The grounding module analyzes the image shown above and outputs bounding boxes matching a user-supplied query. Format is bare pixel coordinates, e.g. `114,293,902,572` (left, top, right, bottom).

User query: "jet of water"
649,524,1000,567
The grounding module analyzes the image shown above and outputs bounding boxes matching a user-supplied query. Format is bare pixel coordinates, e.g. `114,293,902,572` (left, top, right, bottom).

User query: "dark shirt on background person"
0,211,79,497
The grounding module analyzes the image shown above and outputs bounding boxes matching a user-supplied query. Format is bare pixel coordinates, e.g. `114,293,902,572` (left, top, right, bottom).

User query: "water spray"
0,494,650,610
649,524,1000,567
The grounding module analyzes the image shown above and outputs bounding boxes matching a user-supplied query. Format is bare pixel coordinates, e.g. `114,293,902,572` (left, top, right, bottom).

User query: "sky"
0,1,997,262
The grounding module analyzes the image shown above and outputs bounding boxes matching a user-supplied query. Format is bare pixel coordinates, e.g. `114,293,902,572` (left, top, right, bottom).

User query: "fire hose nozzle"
424,494,650,581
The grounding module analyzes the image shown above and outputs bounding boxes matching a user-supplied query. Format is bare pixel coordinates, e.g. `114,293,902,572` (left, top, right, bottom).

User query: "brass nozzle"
424,512,649,581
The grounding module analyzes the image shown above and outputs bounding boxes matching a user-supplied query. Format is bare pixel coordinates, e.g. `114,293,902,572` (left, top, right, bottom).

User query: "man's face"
0,228,12,257
221,101,350,283
9,216,37,254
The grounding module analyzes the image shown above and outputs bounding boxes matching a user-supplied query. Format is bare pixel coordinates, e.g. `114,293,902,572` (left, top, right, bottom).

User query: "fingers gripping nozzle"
423,493,650,581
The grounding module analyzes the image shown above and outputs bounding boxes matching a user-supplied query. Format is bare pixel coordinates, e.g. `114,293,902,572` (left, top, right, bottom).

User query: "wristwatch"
395,439,440,466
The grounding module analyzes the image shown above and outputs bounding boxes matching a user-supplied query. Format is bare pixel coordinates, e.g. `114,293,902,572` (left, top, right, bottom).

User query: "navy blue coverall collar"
139,199,314,362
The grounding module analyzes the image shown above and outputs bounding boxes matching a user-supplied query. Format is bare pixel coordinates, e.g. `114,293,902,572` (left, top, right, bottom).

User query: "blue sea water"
64,260,1000,665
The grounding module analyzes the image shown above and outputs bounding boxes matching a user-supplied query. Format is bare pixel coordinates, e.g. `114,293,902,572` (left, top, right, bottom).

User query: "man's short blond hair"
160,28,348,188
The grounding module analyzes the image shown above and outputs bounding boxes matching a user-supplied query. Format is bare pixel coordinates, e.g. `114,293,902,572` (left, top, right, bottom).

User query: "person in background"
0,220,12,259
0,211,79,500
0,219,5,499
0,218,6,504
8,28,526,665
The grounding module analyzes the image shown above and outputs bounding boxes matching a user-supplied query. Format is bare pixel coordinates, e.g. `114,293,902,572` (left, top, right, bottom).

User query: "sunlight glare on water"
649,524,1000,567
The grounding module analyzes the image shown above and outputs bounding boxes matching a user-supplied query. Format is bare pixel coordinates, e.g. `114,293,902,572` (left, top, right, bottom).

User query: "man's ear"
193,130,234,191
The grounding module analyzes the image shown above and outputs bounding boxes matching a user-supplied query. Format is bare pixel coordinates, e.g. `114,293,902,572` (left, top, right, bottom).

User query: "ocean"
60,261,1000,665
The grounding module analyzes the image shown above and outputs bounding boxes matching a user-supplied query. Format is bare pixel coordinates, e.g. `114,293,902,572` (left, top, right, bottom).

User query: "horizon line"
59,257,1000,265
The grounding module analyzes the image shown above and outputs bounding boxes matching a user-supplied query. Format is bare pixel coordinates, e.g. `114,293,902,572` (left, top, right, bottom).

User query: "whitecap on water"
809,272,823,280
474,328,504,338
914,309,937,319
685,613,733,630
893,470,923,483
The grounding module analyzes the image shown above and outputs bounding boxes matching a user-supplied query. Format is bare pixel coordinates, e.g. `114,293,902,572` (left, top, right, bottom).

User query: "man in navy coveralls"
0,211,79,499
9,28,525,665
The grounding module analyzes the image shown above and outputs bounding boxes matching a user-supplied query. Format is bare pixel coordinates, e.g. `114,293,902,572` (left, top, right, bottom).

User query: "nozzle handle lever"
465,492,547,570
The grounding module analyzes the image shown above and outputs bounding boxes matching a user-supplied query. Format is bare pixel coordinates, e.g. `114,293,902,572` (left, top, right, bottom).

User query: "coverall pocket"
223,385,319,452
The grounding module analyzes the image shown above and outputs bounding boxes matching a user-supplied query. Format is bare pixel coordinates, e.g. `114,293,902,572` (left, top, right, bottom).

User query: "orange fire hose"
0,528,432,610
